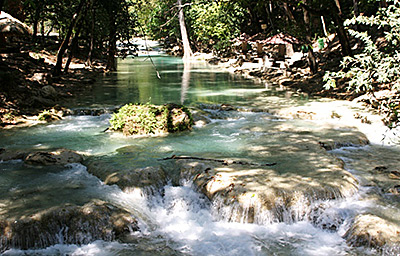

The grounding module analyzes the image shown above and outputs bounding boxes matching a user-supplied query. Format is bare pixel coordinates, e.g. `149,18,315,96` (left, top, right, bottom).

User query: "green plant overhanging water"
109,103,193,136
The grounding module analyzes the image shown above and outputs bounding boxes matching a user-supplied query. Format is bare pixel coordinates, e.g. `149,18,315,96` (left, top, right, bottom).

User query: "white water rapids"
0,161,377,256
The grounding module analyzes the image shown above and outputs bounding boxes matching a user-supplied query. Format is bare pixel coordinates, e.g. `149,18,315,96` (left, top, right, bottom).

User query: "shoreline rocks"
0,148,83,165
345,214,400,252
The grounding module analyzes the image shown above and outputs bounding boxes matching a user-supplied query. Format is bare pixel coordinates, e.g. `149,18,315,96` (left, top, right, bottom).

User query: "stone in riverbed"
345,214,400,251
0,200,138,252
85,158,168,194
24,149,83,165
176,140,359,224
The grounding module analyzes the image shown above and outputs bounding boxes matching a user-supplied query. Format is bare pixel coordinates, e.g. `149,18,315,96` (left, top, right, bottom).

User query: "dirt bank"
0,49,106,127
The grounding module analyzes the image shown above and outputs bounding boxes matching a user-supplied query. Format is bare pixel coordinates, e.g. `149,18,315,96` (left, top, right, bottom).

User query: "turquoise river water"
0,57,399,255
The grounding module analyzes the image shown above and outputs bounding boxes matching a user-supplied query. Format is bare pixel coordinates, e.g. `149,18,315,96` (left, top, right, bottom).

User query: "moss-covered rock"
109,103,193,136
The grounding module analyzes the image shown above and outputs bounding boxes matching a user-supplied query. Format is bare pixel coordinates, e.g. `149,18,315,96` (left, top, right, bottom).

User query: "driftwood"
159,155,277,167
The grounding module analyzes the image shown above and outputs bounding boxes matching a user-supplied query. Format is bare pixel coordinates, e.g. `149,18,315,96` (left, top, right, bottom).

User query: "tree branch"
159,155,277,167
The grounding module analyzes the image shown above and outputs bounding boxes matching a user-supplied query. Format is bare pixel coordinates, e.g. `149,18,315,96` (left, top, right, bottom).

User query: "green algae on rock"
109,103,193,136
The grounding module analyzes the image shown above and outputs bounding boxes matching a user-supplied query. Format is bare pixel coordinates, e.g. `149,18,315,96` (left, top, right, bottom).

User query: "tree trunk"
330,1,352,57
334,0,342,15
53,0,86,76
283,3,295,23
300,0,318,74
353,0,359,17
177,0,193,60
264,1,274,29
303,0,310,28
86,4,96,67
64,19,85,73
31,0,43,42
106,15,117,71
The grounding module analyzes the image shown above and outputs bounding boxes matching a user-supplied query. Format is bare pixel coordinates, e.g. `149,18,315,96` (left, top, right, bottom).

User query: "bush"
324,0,400,128
109,103,193,136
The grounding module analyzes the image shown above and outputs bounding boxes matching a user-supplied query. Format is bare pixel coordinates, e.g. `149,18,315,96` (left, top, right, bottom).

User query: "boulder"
24,149,83,165
345,214,400,251
86,157,168,194
41,85,57,98
0,200,138,252
0,149,28,161
177,151,358,224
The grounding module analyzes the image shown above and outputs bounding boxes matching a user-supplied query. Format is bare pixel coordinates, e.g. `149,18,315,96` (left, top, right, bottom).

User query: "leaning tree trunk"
329,0,352,57
53,0,86,76
64,21,84,73
177,0,193,60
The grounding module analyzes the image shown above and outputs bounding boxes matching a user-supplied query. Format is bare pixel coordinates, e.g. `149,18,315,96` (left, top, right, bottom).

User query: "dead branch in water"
159,155,277,167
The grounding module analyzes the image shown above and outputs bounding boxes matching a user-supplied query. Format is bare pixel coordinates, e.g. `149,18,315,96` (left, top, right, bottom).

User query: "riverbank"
185,42,399,145
0,49,106,128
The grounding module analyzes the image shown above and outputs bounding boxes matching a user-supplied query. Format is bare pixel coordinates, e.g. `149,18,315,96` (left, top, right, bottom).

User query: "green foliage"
189,1,245,54
324,1,400,92
37,110,52,122
109,103,193,136
324,0,400,128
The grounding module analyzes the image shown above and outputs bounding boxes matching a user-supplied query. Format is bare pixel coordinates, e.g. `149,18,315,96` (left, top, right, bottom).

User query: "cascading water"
1,56,400,255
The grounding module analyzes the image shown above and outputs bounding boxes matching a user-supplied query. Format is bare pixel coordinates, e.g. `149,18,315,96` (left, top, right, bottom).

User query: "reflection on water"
65,57,310,109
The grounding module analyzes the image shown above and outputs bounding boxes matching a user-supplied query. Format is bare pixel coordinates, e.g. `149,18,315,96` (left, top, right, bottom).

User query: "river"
1,56,399,255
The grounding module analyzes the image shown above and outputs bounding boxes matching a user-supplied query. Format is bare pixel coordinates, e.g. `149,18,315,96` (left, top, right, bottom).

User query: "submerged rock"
109,103,193,136
24,149,83,165
345,214,400,251
0,200,138,252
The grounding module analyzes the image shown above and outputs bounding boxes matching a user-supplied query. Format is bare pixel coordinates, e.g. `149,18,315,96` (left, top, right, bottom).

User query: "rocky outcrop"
86,158,168,194
24,149,83,165
0,148,83,165
345,214,400,252
0,200,138,252
177,153,358,224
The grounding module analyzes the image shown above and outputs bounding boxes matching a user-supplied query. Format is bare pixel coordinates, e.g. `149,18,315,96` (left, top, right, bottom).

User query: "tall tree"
177,0,193,59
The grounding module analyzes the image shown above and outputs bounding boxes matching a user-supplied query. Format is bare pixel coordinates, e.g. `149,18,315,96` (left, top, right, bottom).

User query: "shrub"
323,0,400,128
109,103,193,136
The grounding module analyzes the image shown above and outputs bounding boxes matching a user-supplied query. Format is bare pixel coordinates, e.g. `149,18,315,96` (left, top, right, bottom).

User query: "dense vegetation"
109,103,193,135
0,0,399,128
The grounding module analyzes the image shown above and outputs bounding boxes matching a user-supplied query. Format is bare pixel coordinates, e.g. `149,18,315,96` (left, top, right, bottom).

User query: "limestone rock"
177,152,358,224
0,149,28,161
24,149,83,165
0,200,138,252
86,159,168,194
345,214,400,250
